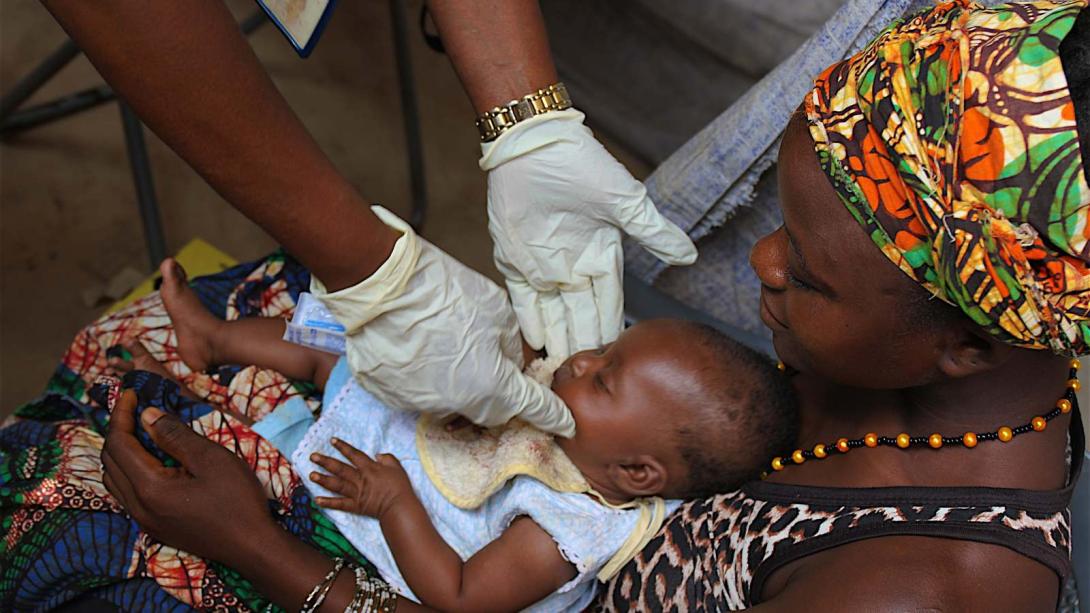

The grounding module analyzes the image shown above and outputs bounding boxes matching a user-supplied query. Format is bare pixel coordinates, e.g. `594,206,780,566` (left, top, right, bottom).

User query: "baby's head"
551,319,797,502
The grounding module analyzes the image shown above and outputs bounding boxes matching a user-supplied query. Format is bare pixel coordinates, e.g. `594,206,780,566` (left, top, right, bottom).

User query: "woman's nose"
750,226,789,291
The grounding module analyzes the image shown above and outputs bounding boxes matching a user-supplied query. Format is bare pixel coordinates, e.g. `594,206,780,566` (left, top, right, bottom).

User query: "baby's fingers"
311,453,356,480
309,470,356,498
331,437,374,468
315,496,359,512
376,453,403,469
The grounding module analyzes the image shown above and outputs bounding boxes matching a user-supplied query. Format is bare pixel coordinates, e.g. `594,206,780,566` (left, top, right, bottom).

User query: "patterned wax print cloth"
623,0,1005,353
0,252,385,611
806,0,1090,354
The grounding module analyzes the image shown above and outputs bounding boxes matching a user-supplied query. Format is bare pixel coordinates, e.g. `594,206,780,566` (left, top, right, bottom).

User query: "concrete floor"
0,1,648,414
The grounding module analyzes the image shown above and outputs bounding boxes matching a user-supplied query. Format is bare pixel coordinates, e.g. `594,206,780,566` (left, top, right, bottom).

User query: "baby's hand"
309,438,413,520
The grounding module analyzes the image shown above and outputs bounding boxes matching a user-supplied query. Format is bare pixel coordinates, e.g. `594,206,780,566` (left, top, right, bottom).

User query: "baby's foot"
159,258,221,373
107,341,199,400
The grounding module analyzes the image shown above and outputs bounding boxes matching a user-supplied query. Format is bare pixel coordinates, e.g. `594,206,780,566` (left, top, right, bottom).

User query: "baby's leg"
160,258,338,389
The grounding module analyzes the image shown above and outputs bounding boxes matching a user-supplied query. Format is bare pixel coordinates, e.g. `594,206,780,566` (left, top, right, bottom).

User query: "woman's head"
752,0,1090,387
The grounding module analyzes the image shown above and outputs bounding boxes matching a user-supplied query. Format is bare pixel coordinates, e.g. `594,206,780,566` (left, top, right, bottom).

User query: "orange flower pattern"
806,0,1090,354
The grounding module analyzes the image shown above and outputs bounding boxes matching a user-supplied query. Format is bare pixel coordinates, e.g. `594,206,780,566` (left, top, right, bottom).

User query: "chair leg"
119,101,167,270
389,0,428,232
0,39,80,121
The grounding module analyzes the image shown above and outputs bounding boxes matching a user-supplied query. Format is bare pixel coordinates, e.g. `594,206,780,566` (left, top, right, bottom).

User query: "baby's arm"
310,439,576,612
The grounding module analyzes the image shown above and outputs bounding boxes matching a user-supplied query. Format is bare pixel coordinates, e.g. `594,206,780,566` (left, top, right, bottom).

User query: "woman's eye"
594,372,609,392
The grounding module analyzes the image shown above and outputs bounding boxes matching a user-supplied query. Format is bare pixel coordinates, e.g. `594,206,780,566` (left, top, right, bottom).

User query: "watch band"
475,82,572,142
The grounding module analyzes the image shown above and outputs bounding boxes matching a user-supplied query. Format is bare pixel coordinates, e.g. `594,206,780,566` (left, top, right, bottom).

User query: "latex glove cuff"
309,206,421,333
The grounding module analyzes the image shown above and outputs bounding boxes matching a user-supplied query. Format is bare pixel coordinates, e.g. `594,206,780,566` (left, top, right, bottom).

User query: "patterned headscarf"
806,0,1090,355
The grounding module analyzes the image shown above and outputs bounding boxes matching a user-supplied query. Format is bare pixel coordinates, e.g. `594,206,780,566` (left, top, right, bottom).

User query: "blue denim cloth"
624,0,1001,342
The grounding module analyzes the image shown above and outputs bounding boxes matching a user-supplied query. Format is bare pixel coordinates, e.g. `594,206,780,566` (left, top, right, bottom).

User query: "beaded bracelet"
300,557,347,613
346,565,397,613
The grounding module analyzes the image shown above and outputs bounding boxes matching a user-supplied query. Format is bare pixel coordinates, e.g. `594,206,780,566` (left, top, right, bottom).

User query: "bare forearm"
41,0,396,290
232,519,432,612
426,0,558,113
228,520,358,612
380,498,469,610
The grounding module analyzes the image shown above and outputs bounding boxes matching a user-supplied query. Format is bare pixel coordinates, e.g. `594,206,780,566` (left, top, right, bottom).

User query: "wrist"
231,517,294,575
478,108,587,171
377,487,416,524
475,82,572,143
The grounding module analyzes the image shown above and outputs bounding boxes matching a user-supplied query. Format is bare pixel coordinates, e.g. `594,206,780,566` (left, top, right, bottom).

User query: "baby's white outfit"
292,358,680,612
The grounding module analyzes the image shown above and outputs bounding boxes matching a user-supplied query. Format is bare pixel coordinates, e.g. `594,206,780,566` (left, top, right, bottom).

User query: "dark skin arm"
311,439,576,612
40,0,396,291
425,0,559,113
41,0,562,290
100,391,430,612
753,536,1058,611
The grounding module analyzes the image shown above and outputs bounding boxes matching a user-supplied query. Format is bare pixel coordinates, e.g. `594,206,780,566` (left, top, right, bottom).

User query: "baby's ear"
608,456,668,498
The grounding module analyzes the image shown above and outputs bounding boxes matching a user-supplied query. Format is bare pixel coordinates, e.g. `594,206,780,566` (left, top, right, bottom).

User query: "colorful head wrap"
806,0,1090,355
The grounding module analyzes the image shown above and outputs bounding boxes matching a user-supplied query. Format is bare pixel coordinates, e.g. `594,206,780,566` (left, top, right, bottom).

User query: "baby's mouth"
551,359,573,389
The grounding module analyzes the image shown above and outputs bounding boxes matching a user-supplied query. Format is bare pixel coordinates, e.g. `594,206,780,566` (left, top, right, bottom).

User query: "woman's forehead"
777,113,909,292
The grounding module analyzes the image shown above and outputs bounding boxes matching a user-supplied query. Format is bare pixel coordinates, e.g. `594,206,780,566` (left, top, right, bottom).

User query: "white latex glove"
310,206,575,437
480,109,697,358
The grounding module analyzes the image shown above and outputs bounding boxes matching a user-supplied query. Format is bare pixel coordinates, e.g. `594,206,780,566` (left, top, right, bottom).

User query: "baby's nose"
568,350,601,377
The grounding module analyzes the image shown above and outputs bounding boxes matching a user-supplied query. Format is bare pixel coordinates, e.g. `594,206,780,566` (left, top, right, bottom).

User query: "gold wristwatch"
475,82,572,142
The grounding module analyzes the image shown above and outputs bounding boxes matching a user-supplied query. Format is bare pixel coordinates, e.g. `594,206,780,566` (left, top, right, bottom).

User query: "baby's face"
550,320,711,500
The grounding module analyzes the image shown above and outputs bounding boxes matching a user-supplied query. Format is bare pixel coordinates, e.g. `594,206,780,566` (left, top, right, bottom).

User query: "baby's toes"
105,345,135,374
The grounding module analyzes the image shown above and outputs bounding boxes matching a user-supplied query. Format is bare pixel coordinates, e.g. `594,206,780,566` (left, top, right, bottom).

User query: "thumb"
141,407,207,469
500,369,576,438
615,195,697,266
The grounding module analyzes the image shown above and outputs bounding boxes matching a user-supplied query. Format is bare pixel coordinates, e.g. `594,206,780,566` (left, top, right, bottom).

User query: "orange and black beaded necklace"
764,359,1081,477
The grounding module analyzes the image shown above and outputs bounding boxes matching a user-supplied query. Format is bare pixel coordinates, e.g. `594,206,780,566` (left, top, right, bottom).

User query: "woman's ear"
937,323,1012,379
607,456,668,498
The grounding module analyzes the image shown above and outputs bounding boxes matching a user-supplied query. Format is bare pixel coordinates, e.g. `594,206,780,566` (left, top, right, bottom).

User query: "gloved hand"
310,206,575,438
480,109,697,358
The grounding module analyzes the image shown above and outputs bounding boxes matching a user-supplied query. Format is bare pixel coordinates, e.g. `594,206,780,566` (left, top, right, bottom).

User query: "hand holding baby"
309,438,413,520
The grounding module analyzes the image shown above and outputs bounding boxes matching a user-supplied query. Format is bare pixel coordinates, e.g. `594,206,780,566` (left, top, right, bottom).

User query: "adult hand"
100,390,275,567
312,207,576,438
480,109,698,358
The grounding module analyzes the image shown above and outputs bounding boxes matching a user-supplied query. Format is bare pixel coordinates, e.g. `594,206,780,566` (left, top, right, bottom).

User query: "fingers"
504,277,546,352
108,389,139,436
103,393,172,486
497,360,577,438
539,292,570,359
591,273,624,346
309,470,356,498
101,445,149,518
315,496,359,512
559,286,602,354
617,195,697,266
311,453,357,480
139,407,207,471
330,437,373,468
375,453,401,468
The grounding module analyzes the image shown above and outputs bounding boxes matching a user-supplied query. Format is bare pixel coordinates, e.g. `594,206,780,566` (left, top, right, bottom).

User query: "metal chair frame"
0,4,428,270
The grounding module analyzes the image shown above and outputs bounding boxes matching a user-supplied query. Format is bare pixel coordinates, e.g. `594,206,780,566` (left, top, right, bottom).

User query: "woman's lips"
759,291,789,331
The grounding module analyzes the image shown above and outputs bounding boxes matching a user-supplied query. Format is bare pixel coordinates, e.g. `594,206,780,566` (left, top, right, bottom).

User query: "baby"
127,258,797,612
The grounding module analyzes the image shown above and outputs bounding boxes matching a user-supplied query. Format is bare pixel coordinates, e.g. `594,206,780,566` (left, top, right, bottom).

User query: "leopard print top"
600,415,1084,611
